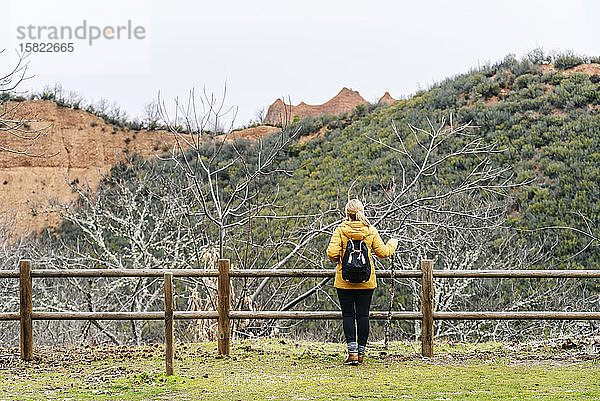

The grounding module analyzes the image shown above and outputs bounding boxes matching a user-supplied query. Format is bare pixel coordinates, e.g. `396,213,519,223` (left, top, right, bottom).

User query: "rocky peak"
378,92,397,105
265,87,369,124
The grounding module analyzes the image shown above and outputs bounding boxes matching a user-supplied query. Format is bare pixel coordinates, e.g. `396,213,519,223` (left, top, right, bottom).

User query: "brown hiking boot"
344,352,358,365
357,353,364,364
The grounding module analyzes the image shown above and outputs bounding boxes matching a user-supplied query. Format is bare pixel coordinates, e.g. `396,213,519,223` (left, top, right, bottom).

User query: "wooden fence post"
164,273,174,376
421,259,434,357
217,259,231,355
19,259,33,361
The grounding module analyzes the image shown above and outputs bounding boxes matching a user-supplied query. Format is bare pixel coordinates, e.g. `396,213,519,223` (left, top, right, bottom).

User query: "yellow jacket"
327,220,398,289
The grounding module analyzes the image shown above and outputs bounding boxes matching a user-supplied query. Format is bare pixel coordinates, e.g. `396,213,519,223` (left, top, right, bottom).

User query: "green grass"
1,340,599,400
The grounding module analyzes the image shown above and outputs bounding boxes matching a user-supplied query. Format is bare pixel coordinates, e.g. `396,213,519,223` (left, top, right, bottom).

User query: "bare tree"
252,107,266,125
91,98,110,115
156,85,304,258
362,116,600,342
28,158,218,344
143,100,161,130
0,209,33,345
0,51,51,157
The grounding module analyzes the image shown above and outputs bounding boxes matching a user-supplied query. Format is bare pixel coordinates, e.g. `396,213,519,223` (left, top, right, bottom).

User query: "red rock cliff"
265,88,369,124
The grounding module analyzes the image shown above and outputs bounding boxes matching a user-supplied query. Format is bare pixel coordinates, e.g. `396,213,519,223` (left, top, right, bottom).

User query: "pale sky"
2,0,599,127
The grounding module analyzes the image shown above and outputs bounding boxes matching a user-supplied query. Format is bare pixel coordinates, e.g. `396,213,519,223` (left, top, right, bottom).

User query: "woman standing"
327,199,398,365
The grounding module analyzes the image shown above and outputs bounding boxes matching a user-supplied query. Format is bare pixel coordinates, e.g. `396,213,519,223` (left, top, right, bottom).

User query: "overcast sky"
2,0,599,127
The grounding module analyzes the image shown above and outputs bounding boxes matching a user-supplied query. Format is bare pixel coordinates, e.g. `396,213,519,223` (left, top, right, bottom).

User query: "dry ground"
1,339,600,400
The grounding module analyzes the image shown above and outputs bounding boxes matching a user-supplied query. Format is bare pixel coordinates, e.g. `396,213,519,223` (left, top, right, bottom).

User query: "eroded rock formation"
265,88,369,124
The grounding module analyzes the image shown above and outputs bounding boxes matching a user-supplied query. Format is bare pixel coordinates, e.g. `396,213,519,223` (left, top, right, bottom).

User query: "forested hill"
270,54,600,265
55,53,600,272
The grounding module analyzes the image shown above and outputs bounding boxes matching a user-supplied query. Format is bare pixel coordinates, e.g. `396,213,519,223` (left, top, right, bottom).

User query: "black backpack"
341,239,371,283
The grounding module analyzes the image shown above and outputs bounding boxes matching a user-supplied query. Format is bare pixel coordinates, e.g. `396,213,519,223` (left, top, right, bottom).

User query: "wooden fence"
3,259,600,375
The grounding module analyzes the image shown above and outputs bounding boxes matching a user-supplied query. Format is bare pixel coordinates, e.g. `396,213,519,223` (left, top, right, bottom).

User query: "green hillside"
276,53,600,266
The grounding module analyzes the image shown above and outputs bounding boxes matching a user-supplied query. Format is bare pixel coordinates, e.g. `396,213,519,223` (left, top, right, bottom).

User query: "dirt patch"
540,63,600,76
0,343,209,377
484,96,499,105
539,64,557,74
570,63,600,76
377,342,600,367
220,125,280,142
298,126,328,145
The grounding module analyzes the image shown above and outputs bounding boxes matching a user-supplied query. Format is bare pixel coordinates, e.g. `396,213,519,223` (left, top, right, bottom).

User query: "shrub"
355,104,366,116
511,59,536,77
327,119,343,130
494,70,512,88
473,81,500,99
550,73,565,86
526,48,551,65
496,53,517,70
515,74,540,90
589,56,600,64
544,161,561,177
127,119,144,131
583,85,600,104
554,52,586,70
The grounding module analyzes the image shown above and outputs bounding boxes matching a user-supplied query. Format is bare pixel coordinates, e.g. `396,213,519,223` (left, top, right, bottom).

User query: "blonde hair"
345,199,370,226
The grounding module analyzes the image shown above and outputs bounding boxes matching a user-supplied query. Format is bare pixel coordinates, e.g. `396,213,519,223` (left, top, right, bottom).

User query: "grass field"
1,339,599,400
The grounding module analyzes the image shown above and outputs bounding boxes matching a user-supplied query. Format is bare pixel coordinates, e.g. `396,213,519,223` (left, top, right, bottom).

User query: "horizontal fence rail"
6,310,600,322
3,259,600,374
0,311,220,321
2,268,600,279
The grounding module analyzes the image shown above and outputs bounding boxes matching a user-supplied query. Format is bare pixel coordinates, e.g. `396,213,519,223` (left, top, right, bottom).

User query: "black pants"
336,288,374,347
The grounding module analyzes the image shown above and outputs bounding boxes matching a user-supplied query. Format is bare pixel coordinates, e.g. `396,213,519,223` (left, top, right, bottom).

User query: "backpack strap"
348,239,355,252
338,228,349,260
